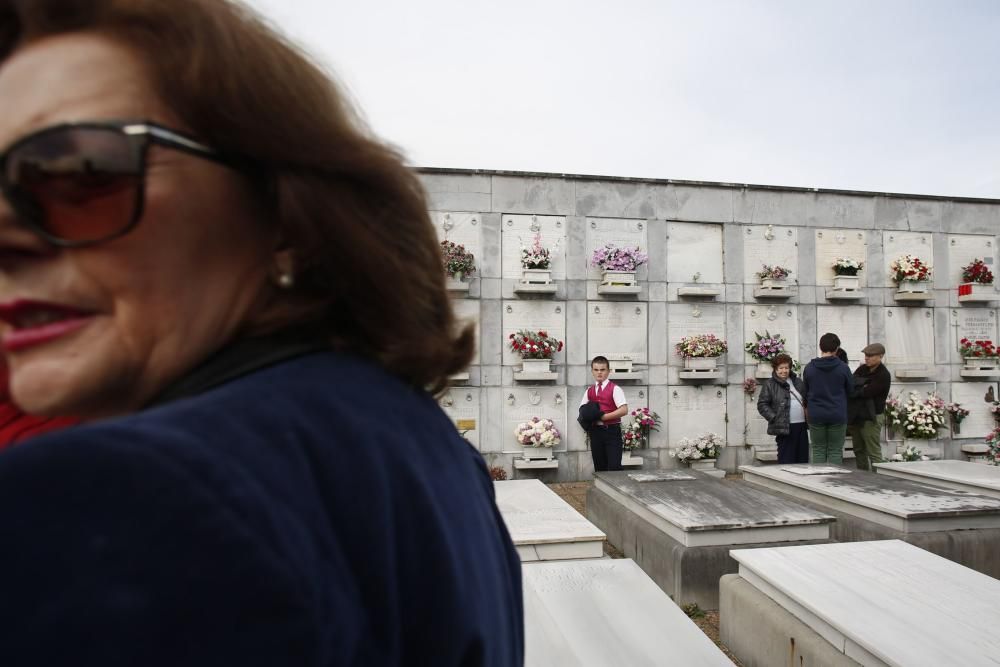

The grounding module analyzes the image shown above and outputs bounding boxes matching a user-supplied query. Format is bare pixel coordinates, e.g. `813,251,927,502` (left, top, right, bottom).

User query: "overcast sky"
241,0,999,199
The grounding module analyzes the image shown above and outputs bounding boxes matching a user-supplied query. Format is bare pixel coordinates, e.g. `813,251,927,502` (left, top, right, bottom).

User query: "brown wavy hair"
0,0,474,395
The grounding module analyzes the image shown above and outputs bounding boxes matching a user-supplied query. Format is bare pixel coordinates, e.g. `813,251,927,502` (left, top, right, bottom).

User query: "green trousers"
809,423,847,464
848,414,885,471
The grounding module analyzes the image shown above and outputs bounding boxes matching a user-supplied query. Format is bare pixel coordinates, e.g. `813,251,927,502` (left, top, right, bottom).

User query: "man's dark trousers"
591,424,623,472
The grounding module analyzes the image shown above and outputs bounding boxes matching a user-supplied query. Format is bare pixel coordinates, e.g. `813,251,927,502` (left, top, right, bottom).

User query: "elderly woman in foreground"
0,1,522,664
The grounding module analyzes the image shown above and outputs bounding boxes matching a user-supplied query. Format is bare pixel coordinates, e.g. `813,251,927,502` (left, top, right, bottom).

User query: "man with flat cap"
848,343,892,470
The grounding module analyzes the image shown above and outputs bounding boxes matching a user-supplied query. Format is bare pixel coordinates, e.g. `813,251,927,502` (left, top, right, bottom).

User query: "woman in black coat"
756,353,809,463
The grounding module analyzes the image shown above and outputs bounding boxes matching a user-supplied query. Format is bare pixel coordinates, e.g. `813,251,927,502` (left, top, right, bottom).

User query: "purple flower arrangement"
590,244,649,273
744,331,788,362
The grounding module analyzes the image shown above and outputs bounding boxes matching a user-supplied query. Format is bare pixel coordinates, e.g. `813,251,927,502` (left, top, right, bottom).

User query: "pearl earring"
277,272,294,288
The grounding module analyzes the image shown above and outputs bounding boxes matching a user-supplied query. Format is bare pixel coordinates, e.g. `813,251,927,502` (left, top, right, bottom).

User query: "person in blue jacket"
0,1,523,664
803,333,856,464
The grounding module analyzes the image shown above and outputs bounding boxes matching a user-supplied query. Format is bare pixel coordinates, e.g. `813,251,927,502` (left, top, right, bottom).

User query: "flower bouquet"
884,395,903,439
590,244,648,273
958,338,999,371
676,333,728,372
832,257,864,276
889,254,932,286
756,265,791,288
622,407,662,450
671,432,724,463
899,391,946,440
959,258,996,301
742,377,759,396
515,417,560,460
440,240,476,281
509,330,563,360
946,402,970,434
521,231,552,270
987,427,1000,466
891,445,929,462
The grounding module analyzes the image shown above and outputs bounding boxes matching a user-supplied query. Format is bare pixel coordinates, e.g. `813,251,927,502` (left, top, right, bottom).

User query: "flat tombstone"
494,480,605,561
501,214,567,280
431,210,482,263
440,387,480,449
948,381,999,439
953,308,998,361
814,229,868,286
586,301,647,364
884,307,934,374
668,385,727,442
502,387,568,458
587,470,833,609
522,559,733,667
742,225,798,284
725,540,1000,667
815,305,868,366
874,460,1000,499
948,233,997,286
744,304,799,364
667,221,723,285
502,301,566,367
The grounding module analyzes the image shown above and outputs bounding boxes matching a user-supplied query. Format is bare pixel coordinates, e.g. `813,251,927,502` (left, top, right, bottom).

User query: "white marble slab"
440,388,480,449
885,307,934,370
731,540,1000,667
815,305,868,366
431,211,482,264
740,464,1000,532
523,559,733,667
883,231,933,285
814,229,868,287
743,305,799,365
594,470,832,547
452,298,481,362
949,381,999,440
501,388,568,457
667,303,727,367
502,301,566,366
587,302,647,364
494,480,605,561
874,460,1000,499
668,385,728,443
667,222,724,284
501,214,567,280
783,465,852,475
948,234,997,287
952,308,998,364
742,225,798,284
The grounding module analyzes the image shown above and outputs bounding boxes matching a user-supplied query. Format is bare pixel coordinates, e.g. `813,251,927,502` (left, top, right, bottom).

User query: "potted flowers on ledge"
959,258,995,301
745,330,789,378
899,391,946,457
623,407,661,452
832,257,864,290
889,254,932,293
591,244,648,287
676,333,728,371
671,432,725,471
440,240,476,283
509,329,563,375
987,427,1000,466
891,444,930,462
946,402,970,435
514,417,560,461
756,264,791,289
958,338,999,371
520,232,554,285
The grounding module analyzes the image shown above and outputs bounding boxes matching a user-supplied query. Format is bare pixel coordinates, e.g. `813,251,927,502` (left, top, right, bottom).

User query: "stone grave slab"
667,385,727,443
814,229,868,287
501,387,568,461
587,470,833,609
948,233,996,288
440,388,480,449
585,217,647,282
586,301,647,367
743,304,799,366
885,307,934,378
667,222,723,295
874,460,1000,499
523,559,733,667
739,464,1000,577
883,230,933,286
501,301,566,367
494,480,605,561
816,305,868,367
948,381,999,439
742,225,798,284
431,211,482,264
722,540,1000,667
451,299,480,365
667,303,726,370
501,214,567,281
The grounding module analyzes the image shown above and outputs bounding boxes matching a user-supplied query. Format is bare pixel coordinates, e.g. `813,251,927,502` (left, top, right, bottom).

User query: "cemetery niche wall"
422,168,1000,482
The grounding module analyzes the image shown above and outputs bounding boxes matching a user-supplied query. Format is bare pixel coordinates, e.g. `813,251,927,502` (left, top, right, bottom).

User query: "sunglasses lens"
4,127,141,244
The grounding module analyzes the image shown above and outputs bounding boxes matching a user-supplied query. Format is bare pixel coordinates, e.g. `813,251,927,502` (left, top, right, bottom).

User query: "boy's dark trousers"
590,423,623,472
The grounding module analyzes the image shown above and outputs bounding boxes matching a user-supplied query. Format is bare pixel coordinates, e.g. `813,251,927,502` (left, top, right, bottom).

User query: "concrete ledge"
720,574,862,667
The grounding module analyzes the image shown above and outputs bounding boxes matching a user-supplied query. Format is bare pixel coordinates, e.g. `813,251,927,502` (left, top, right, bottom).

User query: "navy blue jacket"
802,355,855,425
0,352,523,666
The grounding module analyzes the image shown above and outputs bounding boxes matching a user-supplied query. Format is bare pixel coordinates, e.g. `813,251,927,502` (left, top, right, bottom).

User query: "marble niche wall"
425,169,1000,481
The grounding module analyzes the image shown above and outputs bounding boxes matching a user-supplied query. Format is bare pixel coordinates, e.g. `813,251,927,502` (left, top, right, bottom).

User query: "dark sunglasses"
0,120,239,247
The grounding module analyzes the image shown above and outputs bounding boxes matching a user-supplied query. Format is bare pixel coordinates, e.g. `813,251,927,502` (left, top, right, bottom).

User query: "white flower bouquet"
514,417,561,448
670,432,724,462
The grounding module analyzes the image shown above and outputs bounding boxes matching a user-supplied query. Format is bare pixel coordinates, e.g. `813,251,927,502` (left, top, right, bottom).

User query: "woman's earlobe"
270,249,295,289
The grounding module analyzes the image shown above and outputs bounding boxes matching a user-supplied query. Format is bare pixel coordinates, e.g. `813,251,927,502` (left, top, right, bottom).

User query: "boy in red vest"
579,356,628,472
